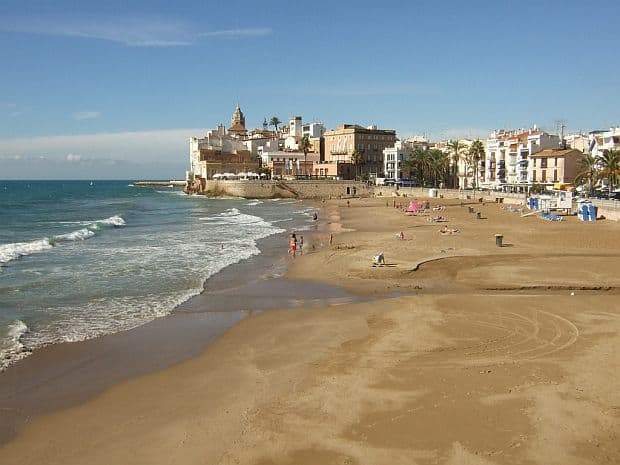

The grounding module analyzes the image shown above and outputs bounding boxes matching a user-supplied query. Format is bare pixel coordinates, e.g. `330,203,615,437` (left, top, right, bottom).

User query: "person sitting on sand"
439,226,459,235
372,252,385,265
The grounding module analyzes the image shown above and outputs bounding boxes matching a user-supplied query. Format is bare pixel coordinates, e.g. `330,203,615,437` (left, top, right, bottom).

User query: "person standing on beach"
289,233,297,257
299,235,304,254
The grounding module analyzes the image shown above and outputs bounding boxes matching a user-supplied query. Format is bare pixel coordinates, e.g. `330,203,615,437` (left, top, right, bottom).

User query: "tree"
468,140,485,190
351,150,364,180
447,140,462,188
574,152,598,195
596,149,620,196
428,149,449,188
299,135,312,177
403,147,431,186
269,116,281,133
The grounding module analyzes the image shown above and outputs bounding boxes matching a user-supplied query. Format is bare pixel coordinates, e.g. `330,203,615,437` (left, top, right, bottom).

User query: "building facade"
529,149,582,186
324,124,396,178
590,127,620,157
483,128,560,191
188,124,258,184
260,150,318,178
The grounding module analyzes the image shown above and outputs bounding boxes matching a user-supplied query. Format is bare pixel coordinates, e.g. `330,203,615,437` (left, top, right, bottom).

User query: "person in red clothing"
289,233,297,257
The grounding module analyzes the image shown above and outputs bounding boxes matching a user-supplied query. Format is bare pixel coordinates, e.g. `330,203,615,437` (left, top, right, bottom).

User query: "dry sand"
1,196,619,464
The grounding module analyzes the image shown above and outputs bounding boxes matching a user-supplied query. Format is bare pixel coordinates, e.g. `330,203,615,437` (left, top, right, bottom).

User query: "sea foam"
0,215,126,267
0,239,53,265
0,320,30,370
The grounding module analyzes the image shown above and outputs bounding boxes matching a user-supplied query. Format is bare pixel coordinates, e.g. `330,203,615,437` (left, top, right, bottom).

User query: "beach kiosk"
577,199,596,221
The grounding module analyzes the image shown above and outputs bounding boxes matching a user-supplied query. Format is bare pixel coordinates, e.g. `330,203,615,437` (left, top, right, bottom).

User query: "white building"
590,127,620,157
244,137,279,157
483,128,560,191
284,117,325,151
383,140,411,181
188,124,248,180
566,133,591,153
302,122,326,138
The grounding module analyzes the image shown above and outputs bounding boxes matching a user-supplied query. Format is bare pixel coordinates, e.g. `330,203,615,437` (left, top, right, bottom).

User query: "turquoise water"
0,181,314,369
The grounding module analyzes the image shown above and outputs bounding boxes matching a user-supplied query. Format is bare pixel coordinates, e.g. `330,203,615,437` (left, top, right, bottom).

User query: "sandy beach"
1,195,619,464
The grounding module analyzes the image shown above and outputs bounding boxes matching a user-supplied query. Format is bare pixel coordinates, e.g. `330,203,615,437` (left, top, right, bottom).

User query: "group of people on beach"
288,210,321,257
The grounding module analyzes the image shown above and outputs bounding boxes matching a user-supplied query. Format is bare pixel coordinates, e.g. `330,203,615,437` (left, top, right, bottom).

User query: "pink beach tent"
406,201,421,213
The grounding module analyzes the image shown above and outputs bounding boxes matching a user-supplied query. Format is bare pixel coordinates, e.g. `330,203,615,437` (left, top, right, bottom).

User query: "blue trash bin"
588,204,598,222
580,204,589,221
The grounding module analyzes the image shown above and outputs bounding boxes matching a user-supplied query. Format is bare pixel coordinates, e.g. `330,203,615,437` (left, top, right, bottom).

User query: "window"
553,169,558,182
532,171,537,182
540,158,547,169
541,170,546,182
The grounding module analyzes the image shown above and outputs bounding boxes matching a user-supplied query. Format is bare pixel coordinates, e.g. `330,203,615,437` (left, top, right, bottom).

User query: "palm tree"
403,147,431,186
468,140,485,190
427,149,449,188
596,149,620,196
269,116,281,133
299,135,312,177
447,140,462,188
574,152,598,196
351,150,364,180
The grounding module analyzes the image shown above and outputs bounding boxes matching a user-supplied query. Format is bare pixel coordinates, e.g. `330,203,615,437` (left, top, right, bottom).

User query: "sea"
0,180,316,370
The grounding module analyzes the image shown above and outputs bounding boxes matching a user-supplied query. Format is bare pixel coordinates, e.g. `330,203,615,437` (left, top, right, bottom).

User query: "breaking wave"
0,215,126,267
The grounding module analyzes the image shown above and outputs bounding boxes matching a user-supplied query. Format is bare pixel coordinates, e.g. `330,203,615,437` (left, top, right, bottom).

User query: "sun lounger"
540,213,563,221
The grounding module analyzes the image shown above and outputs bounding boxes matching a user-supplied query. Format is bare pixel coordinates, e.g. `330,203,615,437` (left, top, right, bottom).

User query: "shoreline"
0,199,342,443
1,196,619,464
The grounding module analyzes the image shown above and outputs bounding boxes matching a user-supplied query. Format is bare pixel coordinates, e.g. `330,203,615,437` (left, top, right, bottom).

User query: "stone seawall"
189,180,372,199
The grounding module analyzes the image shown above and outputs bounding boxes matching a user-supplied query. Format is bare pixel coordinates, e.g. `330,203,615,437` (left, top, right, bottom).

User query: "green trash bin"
495,234,503,247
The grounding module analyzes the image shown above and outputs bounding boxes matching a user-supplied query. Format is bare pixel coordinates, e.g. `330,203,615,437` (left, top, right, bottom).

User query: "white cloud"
0,128,203,179
0,16,272,47
72,111,101,121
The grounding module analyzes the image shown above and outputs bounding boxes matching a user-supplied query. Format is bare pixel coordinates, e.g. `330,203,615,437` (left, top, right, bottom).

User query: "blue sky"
1,0,618,179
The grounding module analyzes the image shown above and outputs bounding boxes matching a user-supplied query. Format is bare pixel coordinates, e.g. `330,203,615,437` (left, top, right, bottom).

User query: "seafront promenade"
1,195,618,464
178,177,620,221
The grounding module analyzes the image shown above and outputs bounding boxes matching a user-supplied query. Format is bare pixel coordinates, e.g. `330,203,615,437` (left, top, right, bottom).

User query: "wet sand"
1,196,619,464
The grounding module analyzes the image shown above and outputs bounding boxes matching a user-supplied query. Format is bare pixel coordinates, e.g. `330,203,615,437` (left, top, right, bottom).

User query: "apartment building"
484,128,560,191
324,124,396,178
529,148,582,186
590,127,620,157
